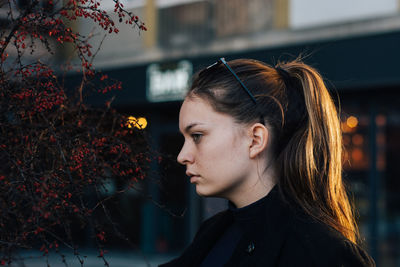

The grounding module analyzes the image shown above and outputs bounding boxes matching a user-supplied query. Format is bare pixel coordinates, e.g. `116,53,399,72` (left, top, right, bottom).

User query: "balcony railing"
158,0,275,49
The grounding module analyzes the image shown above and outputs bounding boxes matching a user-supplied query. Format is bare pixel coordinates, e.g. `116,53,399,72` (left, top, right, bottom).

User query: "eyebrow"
181,122,205,134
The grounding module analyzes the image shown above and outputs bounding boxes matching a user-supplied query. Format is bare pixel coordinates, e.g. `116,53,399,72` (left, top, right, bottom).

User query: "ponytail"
275,60,359,243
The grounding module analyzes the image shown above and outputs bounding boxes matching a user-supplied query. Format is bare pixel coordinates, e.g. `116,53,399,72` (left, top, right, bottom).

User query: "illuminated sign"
146,60,192,102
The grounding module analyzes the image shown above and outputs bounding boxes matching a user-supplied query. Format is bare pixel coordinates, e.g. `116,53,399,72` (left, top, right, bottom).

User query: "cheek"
200,133,247,172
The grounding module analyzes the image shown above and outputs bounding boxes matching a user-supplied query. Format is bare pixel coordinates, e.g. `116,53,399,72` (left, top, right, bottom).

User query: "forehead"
178,96,237,133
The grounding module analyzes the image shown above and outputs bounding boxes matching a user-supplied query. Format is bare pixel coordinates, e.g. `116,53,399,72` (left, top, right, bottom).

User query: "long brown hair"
188,58,359,243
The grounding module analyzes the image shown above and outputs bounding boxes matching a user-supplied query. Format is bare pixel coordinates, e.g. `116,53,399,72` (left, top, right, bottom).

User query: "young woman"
160,58,375,267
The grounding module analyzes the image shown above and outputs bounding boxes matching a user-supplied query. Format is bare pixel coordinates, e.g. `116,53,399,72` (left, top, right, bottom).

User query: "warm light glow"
352,134,363,146
346,116,358,128
351,148,363,162
341,121,355,133
376,115,386,127
127,116,137,129
126,116,147,130
136,117,147,129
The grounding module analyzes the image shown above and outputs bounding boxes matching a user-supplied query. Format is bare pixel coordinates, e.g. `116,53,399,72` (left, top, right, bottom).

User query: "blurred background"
82,0,400,266
7,0,400,266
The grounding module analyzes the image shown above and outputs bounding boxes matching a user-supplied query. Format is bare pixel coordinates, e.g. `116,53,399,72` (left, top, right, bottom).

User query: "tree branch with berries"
0,0,157,265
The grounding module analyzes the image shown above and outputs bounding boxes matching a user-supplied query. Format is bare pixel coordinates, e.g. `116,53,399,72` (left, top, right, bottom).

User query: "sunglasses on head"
204,58,257,104
202,58,264,124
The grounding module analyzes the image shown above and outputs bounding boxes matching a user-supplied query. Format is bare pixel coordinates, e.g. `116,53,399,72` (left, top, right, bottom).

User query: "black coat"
160,187,375,267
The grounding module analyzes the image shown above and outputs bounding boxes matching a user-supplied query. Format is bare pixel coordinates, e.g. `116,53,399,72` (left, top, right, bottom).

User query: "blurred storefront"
74,0,400,265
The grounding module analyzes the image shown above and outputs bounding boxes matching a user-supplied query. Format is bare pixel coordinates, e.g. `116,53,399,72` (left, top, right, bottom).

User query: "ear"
248,123,269,159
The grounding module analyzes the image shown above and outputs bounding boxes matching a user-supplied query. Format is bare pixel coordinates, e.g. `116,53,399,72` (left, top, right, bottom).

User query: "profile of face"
177,96,259,201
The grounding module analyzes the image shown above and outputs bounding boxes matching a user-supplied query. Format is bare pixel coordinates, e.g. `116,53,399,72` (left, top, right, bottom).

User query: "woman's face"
177,96,253,199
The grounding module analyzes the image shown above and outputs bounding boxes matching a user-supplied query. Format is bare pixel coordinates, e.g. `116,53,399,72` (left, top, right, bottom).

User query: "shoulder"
281,210,375,267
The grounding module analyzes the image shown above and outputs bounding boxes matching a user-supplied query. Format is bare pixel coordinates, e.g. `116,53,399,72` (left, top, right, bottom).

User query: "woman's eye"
191,133,202,143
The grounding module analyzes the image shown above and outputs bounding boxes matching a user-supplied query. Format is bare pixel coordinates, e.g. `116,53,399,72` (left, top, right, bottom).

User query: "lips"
189,175,200,184
186,171,200,183
186,171,199,177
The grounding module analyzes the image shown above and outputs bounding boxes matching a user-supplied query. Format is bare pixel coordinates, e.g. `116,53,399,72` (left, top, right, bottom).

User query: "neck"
230,177,276,208
222,157,277,208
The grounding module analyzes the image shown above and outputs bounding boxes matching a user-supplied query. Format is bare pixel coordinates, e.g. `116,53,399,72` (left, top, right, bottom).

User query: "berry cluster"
0,0,151,265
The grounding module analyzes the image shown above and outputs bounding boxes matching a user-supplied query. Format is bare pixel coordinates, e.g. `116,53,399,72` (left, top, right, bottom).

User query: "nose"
177,141,193,165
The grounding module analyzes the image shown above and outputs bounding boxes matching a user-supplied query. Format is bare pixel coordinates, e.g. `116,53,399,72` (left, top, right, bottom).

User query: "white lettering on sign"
147,60,192,102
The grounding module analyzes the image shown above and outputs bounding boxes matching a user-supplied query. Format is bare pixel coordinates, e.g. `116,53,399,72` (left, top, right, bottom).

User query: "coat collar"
224,186,293,266
161,186,294,267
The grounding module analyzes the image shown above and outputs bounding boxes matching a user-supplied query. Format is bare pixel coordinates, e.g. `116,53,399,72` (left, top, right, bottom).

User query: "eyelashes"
191,133,203,144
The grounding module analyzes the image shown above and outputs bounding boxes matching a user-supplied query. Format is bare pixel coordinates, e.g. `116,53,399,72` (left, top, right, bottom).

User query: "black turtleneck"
199,189,274,267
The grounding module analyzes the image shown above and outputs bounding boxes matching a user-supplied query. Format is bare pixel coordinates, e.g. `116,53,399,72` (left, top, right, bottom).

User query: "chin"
195,187,209,197
195,185,222,198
